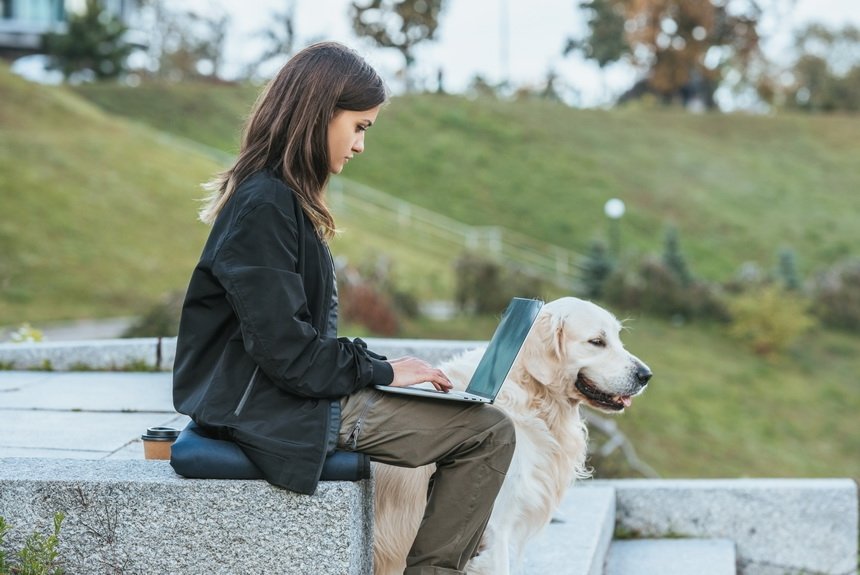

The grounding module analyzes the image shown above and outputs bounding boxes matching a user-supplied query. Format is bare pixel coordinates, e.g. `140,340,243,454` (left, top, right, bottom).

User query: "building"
0,0,138,59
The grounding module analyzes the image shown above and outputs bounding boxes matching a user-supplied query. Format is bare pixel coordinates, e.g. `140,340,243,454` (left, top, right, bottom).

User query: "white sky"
187,0,860,106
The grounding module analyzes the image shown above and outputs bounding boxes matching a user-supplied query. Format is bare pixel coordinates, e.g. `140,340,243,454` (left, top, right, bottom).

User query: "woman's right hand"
387,357,453,392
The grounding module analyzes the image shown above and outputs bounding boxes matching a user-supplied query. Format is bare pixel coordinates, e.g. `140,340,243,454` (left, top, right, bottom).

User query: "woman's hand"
387,357,453,392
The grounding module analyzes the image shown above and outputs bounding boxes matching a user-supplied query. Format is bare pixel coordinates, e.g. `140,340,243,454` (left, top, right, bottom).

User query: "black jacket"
173,170,393,494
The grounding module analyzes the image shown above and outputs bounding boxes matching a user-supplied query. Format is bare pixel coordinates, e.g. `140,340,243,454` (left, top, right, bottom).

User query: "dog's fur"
373,297,651,575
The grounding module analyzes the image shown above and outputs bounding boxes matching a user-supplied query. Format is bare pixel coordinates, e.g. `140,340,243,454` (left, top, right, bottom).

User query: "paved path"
0,371,188,460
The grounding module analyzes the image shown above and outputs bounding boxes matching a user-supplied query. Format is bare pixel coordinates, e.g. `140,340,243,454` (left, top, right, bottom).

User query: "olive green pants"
338,387,516,575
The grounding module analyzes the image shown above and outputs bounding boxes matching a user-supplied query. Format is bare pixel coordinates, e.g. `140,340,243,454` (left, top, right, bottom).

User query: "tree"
249,0,298,79
662,226,692,286
42,0,133,80
350,0,446,91
777,24,860,113
581,240,615,299
568,0,772,109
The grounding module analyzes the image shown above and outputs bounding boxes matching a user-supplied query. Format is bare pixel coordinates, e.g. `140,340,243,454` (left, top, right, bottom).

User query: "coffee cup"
141,427,180,460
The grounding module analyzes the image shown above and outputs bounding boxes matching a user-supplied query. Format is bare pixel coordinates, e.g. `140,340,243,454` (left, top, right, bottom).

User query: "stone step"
521,486,616,575
604,538,737,575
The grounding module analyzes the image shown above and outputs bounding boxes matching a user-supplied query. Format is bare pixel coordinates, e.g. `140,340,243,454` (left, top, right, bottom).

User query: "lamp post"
604,198,625,260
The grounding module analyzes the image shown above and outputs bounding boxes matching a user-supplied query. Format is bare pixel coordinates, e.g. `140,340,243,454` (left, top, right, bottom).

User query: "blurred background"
0,0,858,482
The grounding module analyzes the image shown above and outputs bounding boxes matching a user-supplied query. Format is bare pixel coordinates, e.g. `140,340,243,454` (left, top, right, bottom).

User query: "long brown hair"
200,42,387,238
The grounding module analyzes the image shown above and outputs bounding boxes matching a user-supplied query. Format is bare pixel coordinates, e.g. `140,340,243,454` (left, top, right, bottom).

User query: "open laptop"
375,297,544,404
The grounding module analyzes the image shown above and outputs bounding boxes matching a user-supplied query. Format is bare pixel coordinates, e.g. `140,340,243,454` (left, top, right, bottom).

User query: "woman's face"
327,106,381,174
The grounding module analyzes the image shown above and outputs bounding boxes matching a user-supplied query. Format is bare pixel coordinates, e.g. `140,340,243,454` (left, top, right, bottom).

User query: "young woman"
172,42,515,574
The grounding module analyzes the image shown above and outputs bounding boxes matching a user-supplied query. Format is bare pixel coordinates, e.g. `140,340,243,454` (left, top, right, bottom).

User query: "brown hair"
199,42,387,238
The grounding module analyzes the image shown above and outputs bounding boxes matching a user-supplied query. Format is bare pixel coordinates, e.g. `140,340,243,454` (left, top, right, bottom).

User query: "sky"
96,0,860,107
199,0,860,107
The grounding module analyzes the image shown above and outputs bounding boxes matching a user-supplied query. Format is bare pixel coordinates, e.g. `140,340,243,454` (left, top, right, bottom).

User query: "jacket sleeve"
211,202,393,398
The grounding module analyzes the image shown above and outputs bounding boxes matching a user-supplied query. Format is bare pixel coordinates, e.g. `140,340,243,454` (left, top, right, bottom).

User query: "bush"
122,290,185,338
0,513,65,575
453,251,544,315
726,285,816,356
602,256,728,322
810,258,860,332
580,240,615,300
339,282,400,336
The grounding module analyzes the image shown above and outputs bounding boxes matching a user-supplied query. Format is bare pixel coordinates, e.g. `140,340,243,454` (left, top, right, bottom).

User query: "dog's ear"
552,316,567,360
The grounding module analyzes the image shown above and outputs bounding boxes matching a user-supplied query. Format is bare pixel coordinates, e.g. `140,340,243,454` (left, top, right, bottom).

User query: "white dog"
373,297,652,575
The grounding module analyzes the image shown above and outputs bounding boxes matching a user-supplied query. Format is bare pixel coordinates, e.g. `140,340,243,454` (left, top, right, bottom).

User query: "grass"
8,73,860,483
0,65,215,324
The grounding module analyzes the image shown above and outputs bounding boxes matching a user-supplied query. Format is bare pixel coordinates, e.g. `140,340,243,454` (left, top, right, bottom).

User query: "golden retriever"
373,297,652,575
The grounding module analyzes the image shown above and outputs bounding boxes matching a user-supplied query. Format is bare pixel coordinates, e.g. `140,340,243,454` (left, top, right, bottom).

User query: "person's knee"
481,405,516,448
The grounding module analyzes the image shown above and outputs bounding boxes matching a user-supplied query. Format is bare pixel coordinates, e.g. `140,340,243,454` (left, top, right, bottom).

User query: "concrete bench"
0,458,373,575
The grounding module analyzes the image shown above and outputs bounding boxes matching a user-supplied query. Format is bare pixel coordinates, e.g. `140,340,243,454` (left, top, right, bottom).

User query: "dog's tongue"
619,396,633,408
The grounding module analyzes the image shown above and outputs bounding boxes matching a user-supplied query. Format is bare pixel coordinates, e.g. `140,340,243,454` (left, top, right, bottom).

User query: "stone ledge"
0,458,373,575
0,337,483,372
585,478,859,575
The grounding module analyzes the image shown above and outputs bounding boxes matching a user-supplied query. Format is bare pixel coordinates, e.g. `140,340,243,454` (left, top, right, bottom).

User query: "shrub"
726,285,816,356
122,290,185,338
339,282,400,336
810,258,860,332
0,512,65,575
580,240,615,300
7,324,44,343
453,251,545,315
602,256,728,322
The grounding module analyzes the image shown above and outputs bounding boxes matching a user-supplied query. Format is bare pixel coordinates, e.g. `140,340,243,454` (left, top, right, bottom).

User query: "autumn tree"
568,0,769,109
350,0,445,91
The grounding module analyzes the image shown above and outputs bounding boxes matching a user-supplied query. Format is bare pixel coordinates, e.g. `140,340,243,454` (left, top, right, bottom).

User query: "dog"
372,297,652,575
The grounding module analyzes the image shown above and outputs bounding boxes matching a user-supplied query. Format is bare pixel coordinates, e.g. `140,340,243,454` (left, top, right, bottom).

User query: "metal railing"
329,178,584,288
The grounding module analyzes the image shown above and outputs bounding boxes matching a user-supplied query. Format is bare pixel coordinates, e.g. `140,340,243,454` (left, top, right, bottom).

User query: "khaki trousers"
338,387,516,575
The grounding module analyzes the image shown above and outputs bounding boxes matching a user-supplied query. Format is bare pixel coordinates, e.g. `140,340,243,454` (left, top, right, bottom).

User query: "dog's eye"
588,338,606,348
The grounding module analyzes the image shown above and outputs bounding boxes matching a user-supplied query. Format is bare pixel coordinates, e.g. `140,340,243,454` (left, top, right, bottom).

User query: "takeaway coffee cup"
141,427,180,460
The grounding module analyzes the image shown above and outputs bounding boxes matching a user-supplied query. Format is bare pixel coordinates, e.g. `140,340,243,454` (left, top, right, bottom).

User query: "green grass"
614,315,860,479
0,66,215,324
8,74,860,483
74,82,860,282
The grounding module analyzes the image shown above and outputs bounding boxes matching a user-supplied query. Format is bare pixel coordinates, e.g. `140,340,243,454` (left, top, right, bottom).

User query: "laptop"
375,297,544,404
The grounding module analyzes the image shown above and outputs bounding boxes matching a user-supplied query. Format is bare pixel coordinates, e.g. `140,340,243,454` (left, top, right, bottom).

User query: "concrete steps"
605,539,737,575
521,485,737,575
521,486,615,575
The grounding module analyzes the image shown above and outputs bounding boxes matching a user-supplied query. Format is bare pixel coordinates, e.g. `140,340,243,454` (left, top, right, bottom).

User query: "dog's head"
518,297,651,413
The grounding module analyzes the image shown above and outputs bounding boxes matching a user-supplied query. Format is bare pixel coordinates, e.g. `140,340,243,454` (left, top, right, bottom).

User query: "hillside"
0,66,215,324
7,75,858,483
74,82,860,282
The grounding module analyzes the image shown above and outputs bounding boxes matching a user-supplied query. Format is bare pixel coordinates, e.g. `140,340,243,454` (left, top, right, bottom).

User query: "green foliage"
566,0,626,68
776,248,802,291
453,252,544,315
727,285,816,356
42,0,132,80
6,324,44,343
580,240,615,300
121,291,184,338
0,513,65,575
779,24,860,113
350,0,446,89
810,258,860,332
603,256,728,322
662,226,692,287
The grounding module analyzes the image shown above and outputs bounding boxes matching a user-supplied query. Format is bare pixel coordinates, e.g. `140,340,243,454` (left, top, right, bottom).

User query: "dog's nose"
636,365,652,387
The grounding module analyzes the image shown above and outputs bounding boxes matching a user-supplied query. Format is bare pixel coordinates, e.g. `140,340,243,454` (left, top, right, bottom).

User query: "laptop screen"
465,298,544,399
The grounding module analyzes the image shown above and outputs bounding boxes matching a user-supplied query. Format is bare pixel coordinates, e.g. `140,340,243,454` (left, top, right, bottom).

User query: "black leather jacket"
173,170,393,494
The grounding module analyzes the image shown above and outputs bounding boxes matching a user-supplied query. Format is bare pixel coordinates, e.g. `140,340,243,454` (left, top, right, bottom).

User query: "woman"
173,42,515,575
